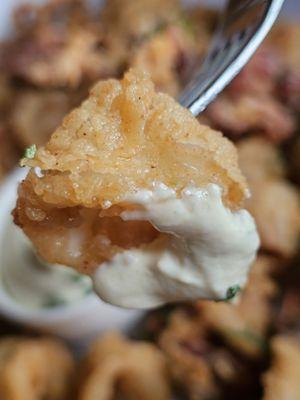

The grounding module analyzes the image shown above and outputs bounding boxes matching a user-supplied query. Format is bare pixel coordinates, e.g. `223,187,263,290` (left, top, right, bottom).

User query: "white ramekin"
0,168,143,342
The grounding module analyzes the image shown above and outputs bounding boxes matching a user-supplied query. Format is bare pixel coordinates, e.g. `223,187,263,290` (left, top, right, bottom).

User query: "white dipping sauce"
93,183,260,309
1,222,92,309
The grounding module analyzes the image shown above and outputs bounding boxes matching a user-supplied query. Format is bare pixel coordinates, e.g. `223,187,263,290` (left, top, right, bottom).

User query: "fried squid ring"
77,332,170,400
0,337,74,400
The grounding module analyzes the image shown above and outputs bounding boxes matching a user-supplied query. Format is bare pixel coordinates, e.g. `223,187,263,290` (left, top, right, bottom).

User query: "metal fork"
179,0,285,116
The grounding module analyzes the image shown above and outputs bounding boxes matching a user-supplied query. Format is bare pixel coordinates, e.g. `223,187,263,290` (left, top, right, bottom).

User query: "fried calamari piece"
188,6,217,38
206,95,295,143
11,90,71,147
205,48,296,143
237,136,285,183
76,332,170,400
99,0,183,73
246,180,300,258
102,0,200,95
131,24,197,96
262,335,300,400
275,265,300,332
268,23,300,70
159,307,261,400
0,124,19,181
101,0,181,44
156,256,278,397
237,137,300,258
0,75,14,113
158,310,220,400
14,69,248,274
0,337,74,400
0,75,19,180
290,137,300,185
197,256,278,358
1,0,114,88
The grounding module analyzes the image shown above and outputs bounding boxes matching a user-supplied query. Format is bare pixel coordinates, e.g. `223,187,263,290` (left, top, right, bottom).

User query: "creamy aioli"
1,222,92,309
93,183,260,309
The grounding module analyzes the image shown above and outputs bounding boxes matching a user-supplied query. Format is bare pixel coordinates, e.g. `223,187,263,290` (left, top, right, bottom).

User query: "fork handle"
179,0,284,116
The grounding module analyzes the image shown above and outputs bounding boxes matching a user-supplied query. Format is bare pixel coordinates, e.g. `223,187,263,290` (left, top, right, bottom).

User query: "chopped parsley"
226,285,241,301
70,273,87,283
83,286,94,296
43,296,66,308
24,144,37,159
19,144,37,167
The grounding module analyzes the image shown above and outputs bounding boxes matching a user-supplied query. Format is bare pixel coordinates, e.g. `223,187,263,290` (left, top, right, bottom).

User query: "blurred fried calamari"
76,332,170,400
263,335,300,400
0,336,74,400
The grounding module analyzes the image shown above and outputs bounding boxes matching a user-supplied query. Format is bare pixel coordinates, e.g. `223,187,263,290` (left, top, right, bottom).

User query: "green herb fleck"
43,296,66,308
226,285,241,301
70,273,86,283
24,144,37,159
19,144,37,167
83,286,94,296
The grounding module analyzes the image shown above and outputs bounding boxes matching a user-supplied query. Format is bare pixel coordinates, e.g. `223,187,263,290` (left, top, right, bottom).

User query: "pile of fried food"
0,0,300,399
0,332,170,400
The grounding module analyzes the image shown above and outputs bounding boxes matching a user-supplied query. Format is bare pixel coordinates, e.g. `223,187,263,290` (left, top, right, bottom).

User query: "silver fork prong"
179,0,285,116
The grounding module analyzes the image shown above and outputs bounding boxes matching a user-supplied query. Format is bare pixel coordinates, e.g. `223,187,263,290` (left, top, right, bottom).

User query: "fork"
179,0,285,116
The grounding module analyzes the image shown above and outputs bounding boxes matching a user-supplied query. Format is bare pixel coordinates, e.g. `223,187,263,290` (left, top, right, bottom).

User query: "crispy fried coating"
76,332,170,400
197,256,278,358
263,335,300,400
14,69,248,274
19,69,247,207
0,337,74,400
